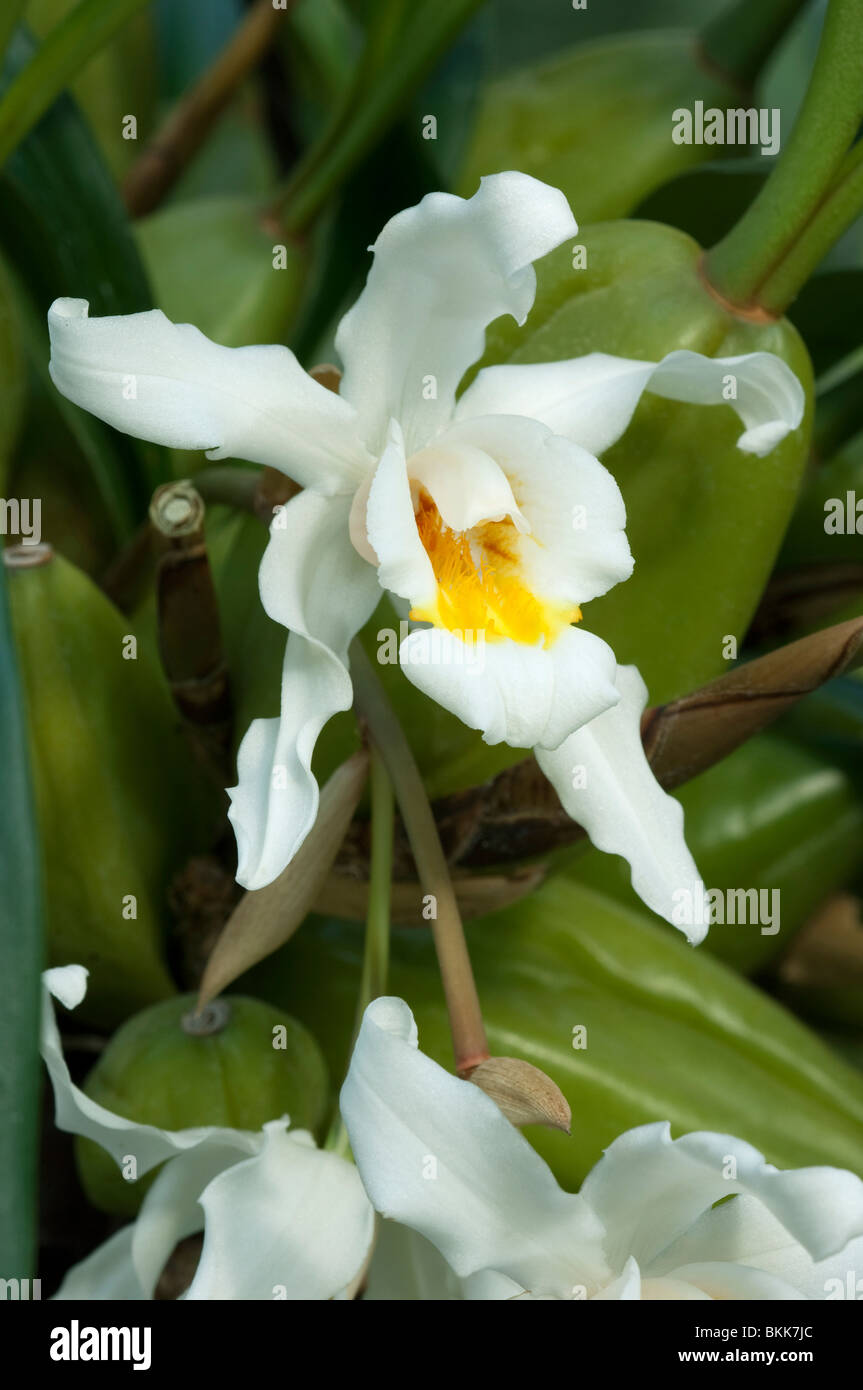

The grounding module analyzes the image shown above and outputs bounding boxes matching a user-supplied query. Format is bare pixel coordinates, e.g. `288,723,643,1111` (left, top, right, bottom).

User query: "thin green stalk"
349,640,489,1076
353,747,394,1036
276,0,484,236
0,0,152,170
699,0,810,88
326,745,394,1158
704,0,863,310
755,138,863,313
0,2,27,65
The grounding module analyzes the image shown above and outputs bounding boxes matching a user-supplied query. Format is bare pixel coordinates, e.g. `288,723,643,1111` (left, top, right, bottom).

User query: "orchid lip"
409,486,581,645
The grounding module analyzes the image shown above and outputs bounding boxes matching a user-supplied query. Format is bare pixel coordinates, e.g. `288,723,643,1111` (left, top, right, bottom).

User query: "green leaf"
136,196,305,350
787,269,863,376
0,252,26,493
0,28,168,535
0,0,152,168
8,548,222,1028
0,3,27,64
248,871,863,1187
779,427,863,567
0,547,44,1278
279,0,485,234
635,158,768,249
26,0,157,180
456,32,743,222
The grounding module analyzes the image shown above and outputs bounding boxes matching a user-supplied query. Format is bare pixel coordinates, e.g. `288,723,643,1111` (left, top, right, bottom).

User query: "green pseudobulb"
75,994,329,1217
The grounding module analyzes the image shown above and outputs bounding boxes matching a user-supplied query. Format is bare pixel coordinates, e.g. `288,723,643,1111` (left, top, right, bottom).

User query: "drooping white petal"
536,664,707,938
52,1227,143,1300
456,349,805,459
48,299,371,493
131,1137,258,1299
336,172,577,455
186,1121,374,1300
652,1191,863,1300
228,491,381,889
436,413,633,606
340,997,608,1298
400,622,620,751
41,968,242,1173
581,1122,863,1278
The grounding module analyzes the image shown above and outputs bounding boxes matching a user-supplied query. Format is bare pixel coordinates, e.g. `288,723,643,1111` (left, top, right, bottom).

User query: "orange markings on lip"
411,490,580,645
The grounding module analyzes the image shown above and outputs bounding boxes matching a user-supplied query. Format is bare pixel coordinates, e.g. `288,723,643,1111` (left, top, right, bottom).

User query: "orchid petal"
592,1257,642,1300
52,1227,143,1300
131,1137,258,1298
336,173,577,455
653,1192,863,1300
457,349,804,459
408,438,527,535
400,623,620,751
186,1121,374,1300
581,1122,863,1276
536,665,707,937
656,1263,805,1300
228,491,380,889
48,299,370,493
340,997,608,1297
364,419,437,610
364,1222,464,1301
436,413,633,606
41,968,241,1174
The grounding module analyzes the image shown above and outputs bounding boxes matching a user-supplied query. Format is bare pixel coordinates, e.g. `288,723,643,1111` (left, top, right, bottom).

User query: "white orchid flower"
47,172,805,935
341,997,863,1301
42,967,374,1300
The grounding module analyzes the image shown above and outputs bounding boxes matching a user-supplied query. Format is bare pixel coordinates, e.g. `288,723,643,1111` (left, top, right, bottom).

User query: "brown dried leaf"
314,864,546,924
642,614,863,790
775,894,863,991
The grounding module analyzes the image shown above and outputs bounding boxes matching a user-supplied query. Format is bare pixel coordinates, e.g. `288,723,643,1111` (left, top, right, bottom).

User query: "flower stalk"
349,639,489,1076
122,0,287,219
354,747,394,1034
149,480,233,780
704,0,863,314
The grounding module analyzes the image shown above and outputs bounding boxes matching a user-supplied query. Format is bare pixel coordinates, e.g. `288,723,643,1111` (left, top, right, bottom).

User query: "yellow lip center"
409,490,580,645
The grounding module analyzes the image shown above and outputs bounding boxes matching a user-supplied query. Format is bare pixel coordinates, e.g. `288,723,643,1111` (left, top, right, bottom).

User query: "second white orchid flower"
42,967,373,1300
342,998,863,1301
47,171,805,936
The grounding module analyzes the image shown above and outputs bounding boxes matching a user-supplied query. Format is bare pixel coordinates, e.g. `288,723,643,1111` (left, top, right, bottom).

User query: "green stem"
349,640,489,1075
0,0,152,170
353,747,394,1036
276,0,483,236
704,0,863,311
326,745,394,1159
699,0,810,88
755,138,863,313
